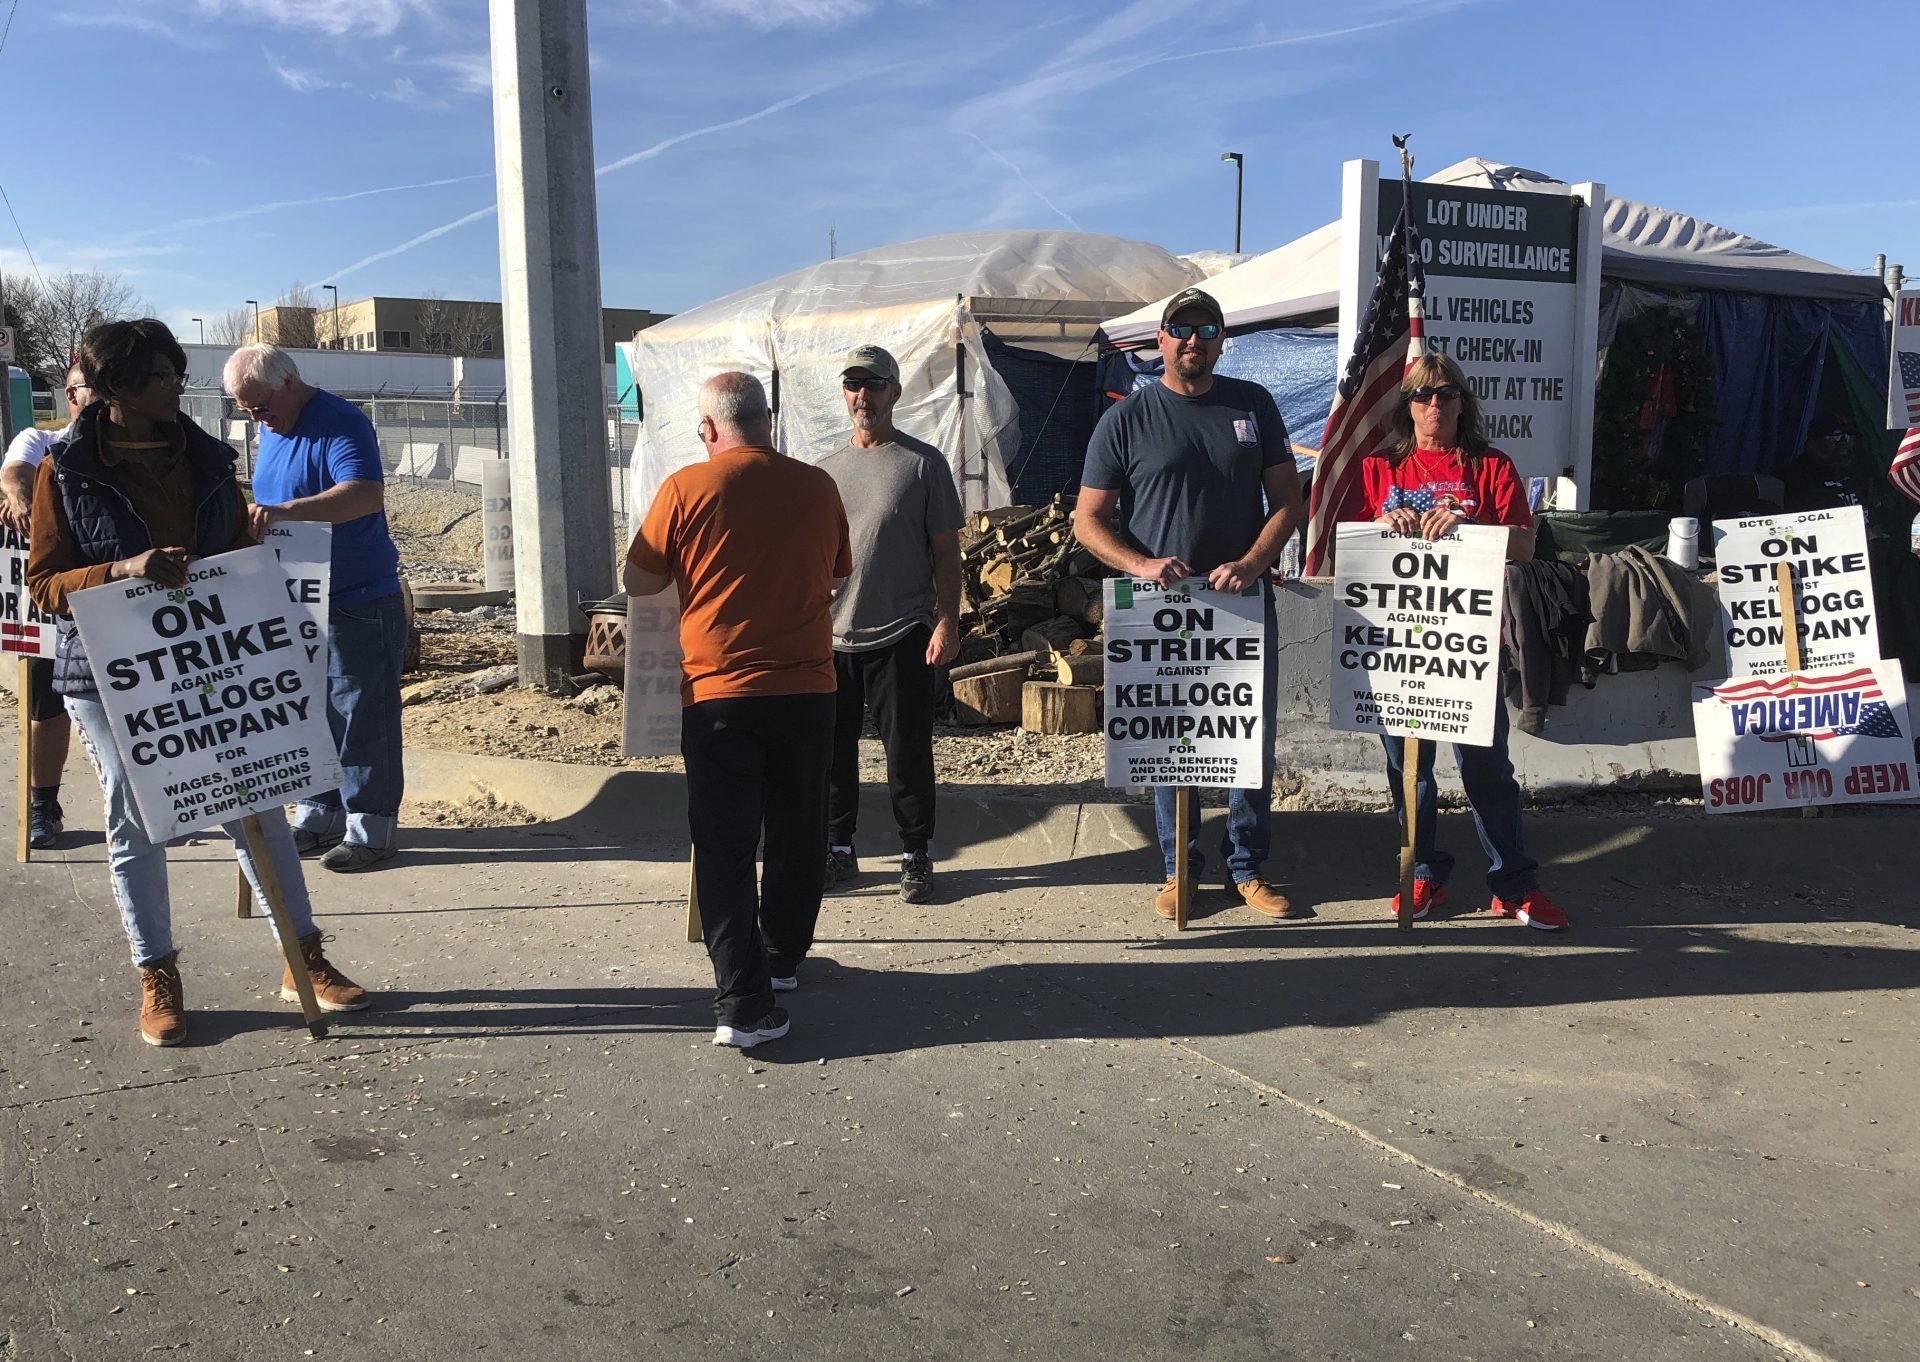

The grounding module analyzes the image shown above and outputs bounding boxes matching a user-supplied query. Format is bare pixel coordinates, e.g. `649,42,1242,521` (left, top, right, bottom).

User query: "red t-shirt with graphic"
1355,446,1532,529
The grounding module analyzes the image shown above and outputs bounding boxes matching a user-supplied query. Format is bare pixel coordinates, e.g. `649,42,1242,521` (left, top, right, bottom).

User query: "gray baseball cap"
840,344,900,383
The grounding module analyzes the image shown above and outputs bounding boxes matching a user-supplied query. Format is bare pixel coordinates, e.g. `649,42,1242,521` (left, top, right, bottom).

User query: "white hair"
698,371,771,436
222,343,301,394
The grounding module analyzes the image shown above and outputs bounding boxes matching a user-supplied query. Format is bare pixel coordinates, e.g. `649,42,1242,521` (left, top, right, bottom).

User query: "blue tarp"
1097,327,1339,450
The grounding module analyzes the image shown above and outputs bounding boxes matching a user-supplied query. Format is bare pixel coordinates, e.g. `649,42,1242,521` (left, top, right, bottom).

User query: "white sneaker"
713,1007,791,1048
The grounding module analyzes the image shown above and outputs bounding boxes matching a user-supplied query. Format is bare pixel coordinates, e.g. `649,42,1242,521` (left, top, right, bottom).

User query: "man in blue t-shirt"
224,345,406,872
1074,287,1305,924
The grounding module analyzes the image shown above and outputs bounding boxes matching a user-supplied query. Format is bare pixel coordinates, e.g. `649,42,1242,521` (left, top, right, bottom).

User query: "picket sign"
3,519,57,863
1102,576,1267,930
66,543,341,1039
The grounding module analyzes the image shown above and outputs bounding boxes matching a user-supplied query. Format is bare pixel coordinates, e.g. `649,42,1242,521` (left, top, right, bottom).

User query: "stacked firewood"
952,494,1108,733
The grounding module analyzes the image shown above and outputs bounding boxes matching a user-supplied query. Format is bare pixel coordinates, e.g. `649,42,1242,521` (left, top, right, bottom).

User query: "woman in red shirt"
1349,353,1567,931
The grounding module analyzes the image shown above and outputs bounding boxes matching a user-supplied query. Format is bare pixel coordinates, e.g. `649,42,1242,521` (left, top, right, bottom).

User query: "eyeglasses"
1408,385,1463,404
842,376,890,393
143,370,188,391
1163,323,1222,340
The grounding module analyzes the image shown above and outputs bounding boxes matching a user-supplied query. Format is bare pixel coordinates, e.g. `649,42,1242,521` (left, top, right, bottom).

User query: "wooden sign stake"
1397,737,1422,932
1775,561,1821,820
1173,787,1194,930
236,865,253,917
237,814,327,1040
15,658,29,864
685,852,702,943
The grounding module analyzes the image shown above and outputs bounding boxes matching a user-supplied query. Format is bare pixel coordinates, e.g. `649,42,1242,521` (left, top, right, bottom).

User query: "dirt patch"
407,790,542,829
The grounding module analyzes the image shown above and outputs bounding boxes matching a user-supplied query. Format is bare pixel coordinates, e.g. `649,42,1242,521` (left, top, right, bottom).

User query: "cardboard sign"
1713,507,1878,677
620,586,685,758
1329,522,1508,748
1692,661,1917,812
66,545,343,839
1,520,56,658
261,520,332,694
1102,577,1266,789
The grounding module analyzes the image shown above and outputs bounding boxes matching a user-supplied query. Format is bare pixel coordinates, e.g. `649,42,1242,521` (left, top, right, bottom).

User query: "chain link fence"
184,388,645,562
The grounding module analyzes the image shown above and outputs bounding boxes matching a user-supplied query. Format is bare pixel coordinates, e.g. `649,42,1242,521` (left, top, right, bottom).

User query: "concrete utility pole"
489,0,615,689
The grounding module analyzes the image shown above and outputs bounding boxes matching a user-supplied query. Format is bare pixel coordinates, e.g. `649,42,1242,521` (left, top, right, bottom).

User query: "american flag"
1711,667,1902,741
1890,427,1920,507
1899,351,1920,423
1303,157,1425,576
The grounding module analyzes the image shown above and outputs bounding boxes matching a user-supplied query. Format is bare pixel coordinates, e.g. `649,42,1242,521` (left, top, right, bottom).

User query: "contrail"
328,86,840,282
131,174,492,241
967,133,1082,231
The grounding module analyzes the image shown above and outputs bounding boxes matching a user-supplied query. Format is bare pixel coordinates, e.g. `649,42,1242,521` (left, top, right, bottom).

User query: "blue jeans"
1378,700,1539,900
294,592,408,851
67,695,317,967
1152,593,1278,883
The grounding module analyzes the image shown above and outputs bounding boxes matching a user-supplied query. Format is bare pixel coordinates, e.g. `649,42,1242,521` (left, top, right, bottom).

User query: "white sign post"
1339,160,1604,506
1693,661,1917,812
1330,523,1507,747
481,460,514,593
1102,577,1266,930
67,545,344,1037
1890,288,1920,430
1713,507,1877,677
4,520,57,863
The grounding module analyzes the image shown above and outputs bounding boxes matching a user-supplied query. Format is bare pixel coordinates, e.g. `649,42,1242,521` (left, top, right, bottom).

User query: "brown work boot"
282,933,371,1012
1153,878,1180,920
137,953,188,1047
1233,877,1303,919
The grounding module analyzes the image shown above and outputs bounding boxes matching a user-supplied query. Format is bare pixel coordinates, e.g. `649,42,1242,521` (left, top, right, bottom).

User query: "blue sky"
4,0,1912,334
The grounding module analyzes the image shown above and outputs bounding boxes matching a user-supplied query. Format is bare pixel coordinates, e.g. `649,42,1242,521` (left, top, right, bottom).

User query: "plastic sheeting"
980,331,1100,506
626,230,1200,514
1097,328,1339,453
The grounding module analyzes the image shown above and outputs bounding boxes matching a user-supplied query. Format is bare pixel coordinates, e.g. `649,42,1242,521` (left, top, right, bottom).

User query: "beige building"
251,296,668,363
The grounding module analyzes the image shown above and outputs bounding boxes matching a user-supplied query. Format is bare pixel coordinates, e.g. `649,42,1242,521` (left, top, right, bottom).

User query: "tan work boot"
137,953,188,1046
1233,877,1303,919
1153,878,1181,920
281,932,371,1012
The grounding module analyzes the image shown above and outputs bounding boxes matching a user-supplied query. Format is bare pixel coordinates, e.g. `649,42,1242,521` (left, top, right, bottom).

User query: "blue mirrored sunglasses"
1163,323,1221,340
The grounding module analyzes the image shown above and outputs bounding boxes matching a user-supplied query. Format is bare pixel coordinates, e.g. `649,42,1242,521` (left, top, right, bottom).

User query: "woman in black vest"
26,319,372,1046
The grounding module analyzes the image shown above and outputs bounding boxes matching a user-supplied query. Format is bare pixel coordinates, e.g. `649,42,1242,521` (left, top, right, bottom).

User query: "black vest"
47,404,243,698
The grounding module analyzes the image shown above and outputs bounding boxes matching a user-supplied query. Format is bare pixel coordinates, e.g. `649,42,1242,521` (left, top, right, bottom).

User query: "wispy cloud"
328,206,499,282
637,0,881,30
126,174,493,241
190,0,431,38
50,10,221,49
264,47,343,92
419,51,491,95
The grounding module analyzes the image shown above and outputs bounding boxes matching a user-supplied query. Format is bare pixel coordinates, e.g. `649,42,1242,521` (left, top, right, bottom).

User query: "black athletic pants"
682,692,834,1027
828,626,935,855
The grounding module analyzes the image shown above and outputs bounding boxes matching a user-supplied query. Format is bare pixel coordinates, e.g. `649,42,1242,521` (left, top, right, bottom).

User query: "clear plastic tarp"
628,230,1200,514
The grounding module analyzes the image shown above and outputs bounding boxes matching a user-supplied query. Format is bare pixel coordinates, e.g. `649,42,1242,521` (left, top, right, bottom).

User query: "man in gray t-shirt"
817,344,964,903
1075,287,1305,924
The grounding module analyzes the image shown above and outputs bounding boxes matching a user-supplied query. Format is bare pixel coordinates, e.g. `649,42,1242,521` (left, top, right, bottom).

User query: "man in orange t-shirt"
626,372,852,1048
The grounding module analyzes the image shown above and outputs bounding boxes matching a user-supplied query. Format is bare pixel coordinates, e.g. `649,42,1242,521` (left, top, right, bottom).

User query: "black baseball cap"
1160,287,1224,329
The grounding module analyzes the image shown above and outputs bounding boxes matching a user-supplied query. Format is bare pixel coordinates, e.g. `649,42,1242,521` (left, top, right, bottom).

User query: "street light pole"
191,317,205,344
245,299,260,344
1220,151,1244,254
322,283,339,350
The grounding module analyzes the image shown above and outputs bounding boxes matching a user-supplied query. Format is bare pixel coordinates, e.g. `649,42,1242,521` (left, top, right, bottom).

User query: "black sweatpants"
682,692,834,1026
828,626,936,855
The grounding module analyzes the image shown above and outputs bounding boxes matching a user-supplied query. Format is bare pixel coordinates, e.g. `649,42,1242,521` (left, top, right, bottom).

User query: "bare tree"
413,291,498,356
263,281,319,349
205,307,253,346
7,270,147,383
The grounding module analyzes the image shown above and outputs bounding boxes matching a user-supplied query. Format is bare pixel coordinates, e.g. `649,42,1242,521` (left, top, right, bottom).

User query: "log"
1053,575,1104,628
1054,653,1103,687
1021,681,1102,735
974,505,1035,533
954,669,1027,725
1064,636,1099,657
949,649,1040,681
1020,615,1090,657
978,559,1018,597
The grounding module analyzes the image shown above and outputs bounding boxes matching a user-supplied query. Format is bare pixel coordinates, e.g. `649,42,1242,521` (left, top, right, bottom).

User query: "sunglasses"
1408,385,1462,404
842,376,891,392
143,370,188,391
1163,323,1222,341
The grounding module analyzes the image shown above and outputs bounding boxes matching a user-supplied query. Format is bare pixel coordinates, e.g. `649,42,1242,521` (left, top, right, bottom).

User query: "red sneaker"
1389,878,1447,920
1490,890,1568,932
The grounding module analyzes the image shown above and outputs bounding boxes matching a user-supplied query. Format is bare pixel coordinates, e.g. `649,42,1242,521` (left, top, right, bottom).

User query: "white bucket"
1666,516,1700,569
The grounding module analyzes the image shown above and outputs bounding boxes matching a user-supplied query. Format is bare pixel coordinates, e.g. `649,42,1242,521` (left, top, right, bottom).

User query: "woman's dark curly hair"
79,319,187,401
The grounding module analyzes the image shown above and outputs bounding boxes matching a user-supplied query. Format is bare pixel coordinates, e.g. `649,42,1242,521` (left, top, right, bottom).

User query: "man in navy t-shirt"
224,345,407,872
1074,287,1305,924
